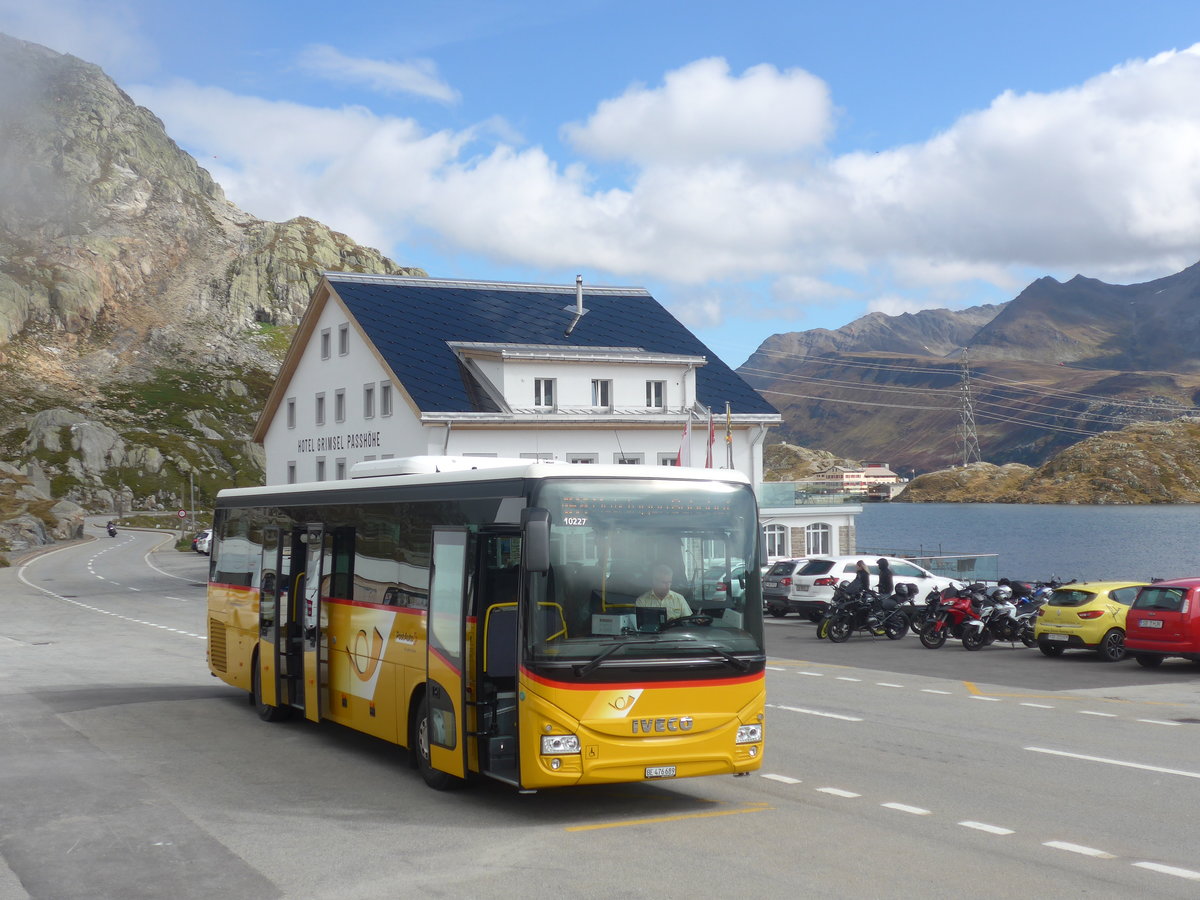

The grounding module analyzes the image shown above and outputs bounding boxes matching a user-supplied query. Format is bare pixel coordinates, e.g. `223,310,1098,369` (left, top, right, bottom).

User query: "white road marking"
766,666,786,671
817,788,860,798
835,677,861,682
128,586,141,592
970,696,1001,702
1043,841,1115,859
143,535,202,581
876,682,903,688
1027,747,1200,780
1137,719,1180,727
960,821,1014,835
1020,703,1055,709
1079,710,1117,718
774,705,863,722
761,774,801,784
882,803,930,815
1133,861,1200,881
796,671,824,677
921,689,951,695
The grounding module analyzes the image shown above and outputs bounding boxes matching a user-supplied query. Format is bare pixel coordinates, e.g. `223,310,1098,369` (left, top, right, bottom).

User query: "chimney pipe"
563,273,588,337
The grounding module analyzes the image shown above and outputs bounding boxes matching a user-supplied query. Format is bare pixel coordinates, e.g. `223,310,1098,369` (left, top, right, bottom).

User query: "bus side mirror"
758,526,768,568
522,507,551,573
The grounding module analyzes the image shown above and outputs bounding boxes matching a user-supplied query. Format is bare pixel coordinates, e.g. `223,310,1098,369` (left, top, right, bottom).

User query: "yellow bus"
206,457,765,790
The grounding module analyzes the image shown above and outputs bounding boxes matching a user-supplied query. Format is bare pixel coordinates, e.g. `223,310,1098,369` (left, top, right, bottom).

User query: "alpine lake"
855,502,1200,585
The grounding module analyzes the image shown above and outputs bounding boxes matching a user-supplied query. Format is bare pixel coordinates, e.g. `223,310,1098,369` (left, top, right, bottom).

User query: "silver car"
762,559,812,619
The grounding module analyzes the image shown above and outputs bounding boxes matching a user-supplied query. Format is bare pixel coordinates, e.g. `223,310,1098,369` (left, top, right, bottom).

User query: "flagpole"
725,401,733,469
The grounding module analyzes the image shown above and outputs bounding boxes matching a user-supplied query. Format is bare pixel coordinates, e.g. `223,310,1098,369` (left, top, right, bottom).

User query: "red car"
1123,577,1200,667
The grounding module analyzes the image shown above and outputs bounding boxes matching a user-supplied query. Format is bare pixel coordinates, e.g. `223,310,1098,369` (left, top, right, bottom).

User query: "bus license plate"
645,766,676,779
1140,619,1164,628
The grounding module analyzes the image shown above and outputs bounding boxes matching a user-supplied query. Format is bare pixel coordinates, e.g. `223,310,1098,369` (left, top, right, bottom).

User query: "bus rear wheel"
412,695,460,791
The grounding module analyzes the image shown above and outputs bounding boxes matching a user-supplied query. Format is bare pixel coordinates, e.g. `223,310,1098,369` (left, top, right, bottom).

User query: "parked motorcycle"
961,585,1038,650
919,583,988,649
909,587,944,635
820,582,909,643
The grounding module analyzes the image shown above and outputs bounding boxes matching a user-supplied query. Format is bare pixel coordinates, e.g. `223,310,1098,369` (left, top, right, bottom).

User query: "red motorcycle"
919,584,987,649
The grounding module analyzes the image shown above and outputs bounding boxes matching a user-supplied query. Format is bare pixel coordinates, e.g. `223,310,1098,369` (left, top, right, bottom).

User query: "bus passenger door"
425,528,469,780
257,527,284,707
302,523,325,723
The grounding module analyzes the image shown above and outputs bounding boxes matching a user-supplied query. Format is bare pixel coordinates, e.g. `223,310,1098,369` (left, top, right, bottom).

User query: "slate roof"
326,274,778,417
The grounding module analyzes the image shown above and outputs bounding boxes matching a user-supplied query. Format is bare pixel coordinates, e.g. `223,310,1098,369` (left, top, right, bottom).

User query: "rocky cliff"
898,417,1200,503
0,34,424,540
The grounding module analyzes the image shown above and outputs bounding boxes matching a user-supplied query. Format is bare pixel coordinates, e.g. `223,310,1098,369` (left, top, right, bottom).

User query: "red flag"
705,410,715,468
675,417,692,467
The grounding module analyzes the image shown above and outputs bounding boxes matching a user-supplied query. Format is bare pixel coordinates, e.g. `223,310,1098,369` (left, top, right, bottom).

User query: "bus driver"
636,564,693,619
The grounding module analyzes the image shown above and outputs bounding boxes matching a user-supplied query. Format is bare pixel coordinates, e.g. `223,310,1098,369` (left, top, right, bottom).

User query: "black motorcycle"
820,582,908,643
106,522,117,537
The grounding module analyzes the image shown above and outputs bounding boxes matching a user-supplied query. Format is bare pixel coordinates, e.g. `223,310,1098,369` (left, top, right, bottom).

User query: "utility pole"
958,348,982,466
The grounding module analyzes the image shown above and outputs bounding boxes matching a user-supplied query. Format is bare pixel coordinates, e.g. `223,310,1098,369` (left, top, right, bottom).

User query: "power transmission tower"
958,348,982,466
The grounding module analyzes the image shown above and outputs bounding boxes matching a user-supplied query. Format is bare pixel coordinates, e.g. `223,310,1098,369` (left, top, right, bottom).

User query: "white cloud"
0,0,155,77
132,45,1200,324
299,45,460,104
562,57,833,164
867,294,932,317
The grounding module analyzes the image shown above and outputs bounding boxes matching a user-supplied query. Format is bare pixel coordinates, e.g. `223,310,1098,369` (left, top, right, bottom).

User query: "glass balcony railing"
756,483,864,507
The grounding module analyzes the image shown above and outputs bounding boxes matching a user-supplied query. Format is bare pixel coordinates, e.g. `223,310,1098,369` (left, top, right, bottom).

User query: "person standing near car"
852,559,870,595
876,558,894,597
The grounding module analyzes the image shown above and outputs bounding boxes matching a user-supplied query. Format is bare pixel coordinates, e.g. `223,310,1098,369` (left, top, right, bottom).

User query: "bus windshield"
525,477,764,680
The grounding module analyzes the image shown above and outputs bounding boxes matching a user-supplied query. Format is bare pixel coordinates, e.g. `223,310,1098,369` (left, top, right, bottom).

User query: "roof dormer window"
591,379,612,410
534,378,556,409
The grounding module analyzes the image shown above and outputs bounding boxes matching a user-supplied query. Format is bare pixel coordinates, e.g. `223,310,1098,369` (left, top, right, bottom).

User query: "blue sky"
4,1,1200,368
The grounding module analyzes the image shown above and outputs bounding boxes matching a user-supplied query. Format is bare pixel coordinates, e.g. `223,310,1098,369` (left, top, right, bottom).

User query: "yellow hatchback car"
1034,581,1148,662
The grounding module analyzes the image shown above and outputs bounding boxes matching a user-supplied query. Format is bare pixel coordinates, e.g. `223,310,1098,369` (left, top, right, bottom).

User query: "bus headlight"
541,734,581,754
736,724,762,744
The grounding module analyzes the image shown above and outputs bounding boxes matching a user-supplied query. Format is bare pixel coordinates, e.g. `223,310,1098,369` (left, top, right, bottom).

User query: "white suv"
782,556,962,619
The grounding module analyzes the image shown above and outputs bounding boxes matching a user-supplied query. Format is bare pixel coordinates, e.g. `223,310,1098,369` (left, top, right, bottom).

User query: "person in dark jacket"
852,560,870,595
876,558,894,597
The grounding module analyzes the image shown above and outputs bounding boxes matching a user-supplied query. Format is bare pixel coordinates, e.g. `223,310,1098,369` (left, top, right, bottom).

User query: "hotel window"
646,380,665,409
320,328,331,360
336,458,346,480
380,382,393,416
591,379,612,408
657,453,678,466
805,523,832,556
286,397,296,429
315,392,326,426
286,462,297,484
764,524,788,558
316,457,327,482
335,389,346,423
338,323,349,356
568,453,598,464
534,378,555,409
614,453,644,464
520,452,555,460
363,384,375,419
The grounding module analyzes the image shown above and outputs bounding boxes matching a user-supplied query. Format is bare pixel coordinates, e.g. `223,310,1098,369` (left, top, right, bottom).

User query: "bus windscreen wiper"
573,639,662,678
694,644,752,672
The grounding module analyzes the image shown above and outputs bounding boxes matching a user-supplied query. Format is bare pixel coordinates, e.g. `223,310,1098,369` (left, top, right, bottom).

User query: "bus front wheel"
412,694,460,791
252,657,291,722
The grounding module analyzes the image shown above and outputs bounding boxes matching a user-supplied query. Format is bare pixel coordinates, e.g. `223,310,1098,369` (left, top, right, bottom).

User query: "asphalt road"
3,529,1200,899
